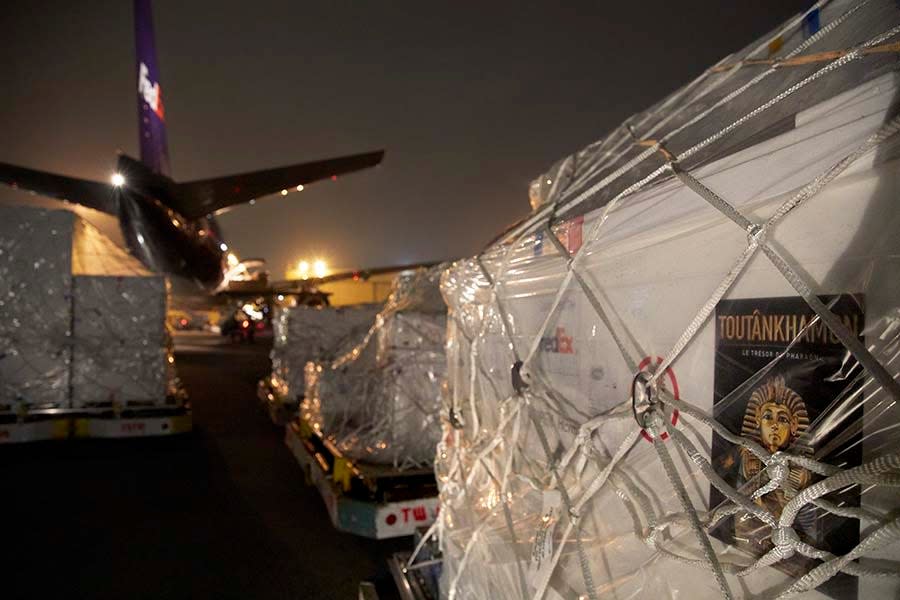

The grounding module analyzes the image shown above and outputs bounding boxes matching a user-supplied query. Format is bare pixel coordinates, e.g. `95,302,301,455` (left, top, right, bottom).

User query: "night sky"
1,1,809,276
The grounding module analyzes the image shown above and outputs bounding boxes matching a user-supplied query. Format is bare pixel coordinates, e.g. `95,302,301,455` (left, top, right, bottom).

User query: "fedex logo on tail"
138,62,165,120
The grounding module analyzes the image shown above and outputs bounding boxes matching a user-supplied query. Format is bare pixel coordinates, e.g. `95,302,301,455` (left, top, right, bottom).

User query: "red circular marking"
385,513,397,526
637,356,679,442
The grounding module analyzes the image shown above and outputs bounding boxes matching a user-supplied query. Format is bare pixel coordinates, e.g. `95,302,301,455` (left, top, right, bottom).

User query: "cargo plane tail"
0,0,384,291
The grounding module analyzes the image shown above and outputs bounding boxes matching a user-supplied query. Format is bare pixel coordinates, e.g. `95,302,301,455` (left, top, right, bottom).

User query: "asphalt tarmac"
1,330,406,599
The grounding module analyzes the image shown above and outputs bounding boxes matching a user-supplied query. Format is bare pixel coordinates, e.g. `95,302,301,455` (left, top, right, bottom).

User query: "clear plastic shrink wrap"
71,276,169,408
303,267,447,468
268,302,380,404
0,206,181,415
0,209,73,411
437,2,900,599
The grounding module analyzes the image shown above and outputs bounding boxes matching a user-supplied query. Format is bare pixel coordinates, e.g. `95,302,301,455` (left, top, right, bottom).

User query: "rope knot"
746,222,766,246
752,451,788,499
771,526,799,559
643,526,660,547
575,427,592,452
579,440,594,458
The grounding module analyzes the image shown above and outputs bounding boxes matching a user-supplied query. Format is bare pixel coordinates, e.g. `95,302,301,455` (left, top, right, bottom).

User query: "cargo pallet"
285,419,439,539
0,406,192,444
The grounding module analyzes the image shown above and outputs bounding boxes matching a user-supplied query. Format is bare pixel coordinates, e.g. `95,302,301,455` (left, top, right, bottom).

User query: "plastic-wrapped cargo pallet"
436,3,900,599
302,266,447,468
0,208,72,411
265,301,380,416
0,206,183,427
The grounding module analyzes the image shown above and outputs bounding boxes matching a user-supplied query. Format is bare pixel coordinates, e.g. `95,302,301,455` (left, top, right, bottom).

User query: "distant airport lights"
295,258,328,279
111,173,125,186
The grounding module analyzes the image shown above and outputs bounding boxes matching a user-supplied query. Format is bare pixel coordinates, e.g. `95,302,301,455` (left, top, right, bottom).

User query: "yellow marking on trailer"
73,418,91,438
334,457,353,492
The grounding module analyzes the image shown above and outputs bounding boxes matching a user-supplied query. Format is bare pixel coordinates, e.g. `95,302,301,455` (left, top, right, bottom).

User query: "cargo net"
268,301,380,404
432,2,900,598
0,207,183,415
301,266,448,468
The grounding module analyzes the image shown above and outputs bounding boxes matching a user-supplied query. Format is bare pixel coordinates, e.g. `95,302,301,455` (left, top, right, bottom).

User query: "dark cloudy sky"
1,1,809,276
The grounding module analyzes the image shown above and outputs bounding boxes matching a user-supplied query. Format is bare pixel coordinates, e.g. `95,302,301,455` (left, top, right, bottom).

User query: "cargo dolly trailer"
285,418,439,539
0,405,192,443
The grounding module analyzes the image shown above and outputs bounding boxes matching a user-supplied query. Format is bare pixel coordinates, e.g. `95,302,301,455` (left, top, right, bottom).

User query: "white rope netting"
433,2,900,598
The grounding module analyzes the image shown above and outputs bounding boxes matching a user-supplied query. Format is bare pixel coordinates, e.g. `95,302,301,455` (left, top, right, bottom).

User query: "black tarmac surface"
2,331,406,599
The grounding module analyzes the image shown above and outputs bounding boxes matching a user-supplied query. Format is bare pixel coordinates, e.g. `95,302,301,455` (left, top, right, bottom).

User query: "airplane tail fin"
134,0,171,177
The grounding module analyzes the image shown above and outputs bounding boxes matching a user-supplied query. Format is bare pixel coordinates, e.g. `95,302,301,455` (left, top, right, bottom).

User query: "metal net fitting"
511,360,529,395
632,361,680,442
448,406,465,430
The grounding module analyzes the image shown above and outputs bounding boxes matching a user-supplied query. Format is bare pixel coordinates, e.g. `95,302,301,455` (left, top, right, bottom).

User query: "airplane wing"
0,162,118,215
315,260,442,284
269,260,443,291
173,150,385,219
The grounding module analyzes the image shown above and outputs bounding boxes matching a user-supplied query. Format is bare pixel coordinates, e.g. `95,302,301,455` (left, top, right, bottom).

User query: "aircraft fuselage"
116,184,224,290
